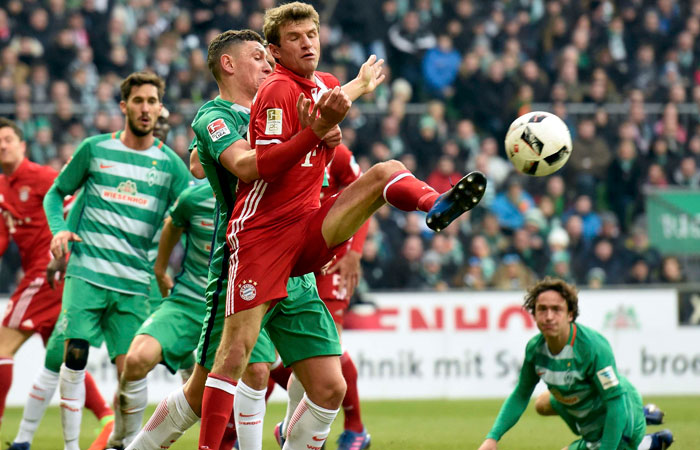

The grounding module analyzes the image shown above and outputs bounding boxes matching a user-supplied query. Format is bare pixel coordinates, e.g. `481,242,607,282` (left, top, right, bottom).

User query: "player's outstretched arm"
342,55,386,101
153,216,183,297
219,141,259,183
599,396,627,449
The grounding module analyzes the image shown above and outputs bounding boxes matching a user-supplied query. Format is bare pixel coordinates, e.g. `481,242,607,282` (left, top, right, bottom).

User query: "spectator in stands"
659,256,686,283
585,238,624,285
626,256,653,284
419,250,448,291
453,256,487,290
562,195,601,243
491,253,537,290
427,155,461,194
672,156,700,187
387,10,436,87
385,235,425,289
491,176,534,231
468,235,497,285
568,118,612,197
421,34,461,99
607,139,643,231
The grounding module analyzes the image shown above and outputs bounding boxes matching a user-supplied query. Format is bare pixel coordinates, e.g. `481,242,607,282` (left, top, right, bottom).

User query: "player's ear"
220,53,235,77
268,43,281,60
119,100,127,116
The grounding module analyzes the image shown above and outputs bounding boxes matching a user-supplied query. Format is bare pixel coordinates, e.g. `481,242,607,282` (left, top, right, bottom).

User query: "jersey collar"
7,158,30,181
214,96,250,115
567,323,578,347
275,64,320,90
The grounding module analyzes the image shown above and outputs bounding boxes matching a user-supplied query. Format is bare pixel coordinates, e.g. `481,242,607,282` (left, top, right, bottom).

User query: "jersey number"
301,150,317,167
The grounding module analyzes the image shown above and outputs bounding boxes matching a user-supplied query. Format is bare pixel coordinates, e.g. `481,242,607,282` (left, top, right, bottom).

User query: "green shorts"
61,276,149,361
147,275,164,310
262,274,341,367
196,273,340,370
137,295,205,374
559,388,646,450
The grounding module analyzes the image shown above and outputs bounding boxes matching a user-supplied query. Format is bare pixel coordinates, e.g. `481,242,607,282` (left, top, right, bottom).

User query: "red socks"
383,170,439,212
0,357,12,424
270,364,292,391
220,408,238,450
84,370,113,420
199,374,236,449
340,352,363,433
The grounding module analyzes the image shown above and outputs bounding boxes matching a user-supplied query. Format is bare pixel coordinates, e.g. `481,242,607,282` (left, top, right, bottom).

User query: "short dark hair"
207,29,265,81
0,117,23,141
120,71,165,102
523,277,579,321
263,2,320,47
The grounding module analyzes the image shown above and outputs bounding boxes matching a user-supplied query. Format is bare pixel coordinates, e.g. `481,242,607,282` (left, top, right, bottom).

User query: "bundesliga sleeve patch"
265,108,283,135
207,118,231,142
596,366,619,390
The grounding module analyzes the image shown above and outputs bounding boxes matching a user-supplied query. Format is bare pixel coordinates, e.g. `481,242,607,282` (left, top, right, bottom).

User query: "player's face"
233,41,273,97
534,290,573,339
0,126,26,169
269,19,320,78
120,84,162,138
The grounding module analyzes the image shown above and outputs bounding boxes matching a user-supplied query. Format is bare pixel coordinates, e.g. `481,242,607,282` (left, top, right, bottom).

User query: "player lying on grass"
478,277,674,450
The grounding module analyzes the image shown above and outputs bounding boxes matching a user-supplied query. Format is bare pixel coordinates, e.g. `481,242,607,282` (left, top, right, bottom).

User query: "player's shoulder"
315,71,340,88
524,333,545,359
574,323,611,351
256,73,299,101
193,106,246,134
83,132,116,147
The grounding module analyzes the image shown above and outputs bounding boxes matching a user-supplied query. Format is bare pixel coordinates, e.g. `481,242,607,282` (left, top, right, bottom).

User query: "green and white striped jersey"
521,323,627,442
168,182,216,302
44,131,190,296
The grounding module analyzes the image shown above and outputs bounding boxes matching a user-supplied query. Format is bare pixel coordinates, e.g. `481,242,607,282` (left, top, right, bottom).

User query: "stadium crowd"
0,0,698,293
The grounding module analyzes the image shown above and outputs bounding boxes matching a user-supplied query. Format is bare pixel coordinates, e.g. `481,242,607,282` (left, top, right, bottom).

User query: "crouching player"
478,278,673,450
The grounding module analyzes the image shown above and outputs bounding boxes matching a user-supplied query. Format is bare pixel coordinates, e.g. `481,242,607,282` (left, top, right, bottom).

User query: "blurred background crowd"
0,0,699,294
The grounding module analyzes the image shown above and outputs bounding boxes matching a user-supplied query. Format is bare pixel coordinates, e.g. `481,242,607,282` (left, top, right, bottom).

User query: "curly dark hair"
523,277,579,321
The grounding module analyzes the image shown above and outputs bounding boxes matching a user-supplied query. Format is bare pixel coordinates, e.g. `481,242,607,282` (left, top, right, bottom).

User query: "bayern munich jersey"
237,64,340,231
0,159,57,274
44,131,190,296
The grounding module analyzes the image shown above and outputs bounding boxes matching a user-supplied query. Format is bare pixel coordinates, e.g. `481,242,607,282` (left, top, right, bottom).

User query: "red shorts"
225,194,344,316
2,273,63,344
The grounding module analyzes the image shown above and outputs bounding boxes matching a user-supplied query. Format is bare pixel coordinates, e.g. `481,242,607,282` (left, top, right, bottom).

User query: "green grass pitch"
1,396,698,449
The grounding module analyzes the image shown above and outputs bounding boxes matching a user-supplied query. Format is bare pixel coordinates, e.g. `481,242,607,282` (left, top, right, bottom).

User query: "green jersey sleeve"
193,111,246,163
188,136,197,153
486,338,541,441
169,187,195,229
43,140,92,234
588,334,624,401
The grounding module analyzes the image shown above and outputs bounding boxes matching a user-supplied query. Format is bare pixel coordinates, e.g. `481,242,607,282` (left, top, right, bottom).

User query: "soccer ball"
504,111,572,176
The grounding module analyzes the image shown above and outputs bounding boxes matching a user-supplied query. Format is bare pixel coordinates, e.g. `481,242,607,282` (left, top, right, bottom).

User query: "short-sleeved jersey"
46,131,190,296
321,144,361,201
191,96,249,294
237,64,340,232
168,182,216,302
521,323,628,442
0,159,57,273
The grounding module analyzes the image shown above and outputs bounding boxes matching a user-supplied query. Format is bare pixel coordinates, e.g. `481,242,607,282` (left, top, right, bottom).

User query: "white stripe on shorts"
9,277,44,328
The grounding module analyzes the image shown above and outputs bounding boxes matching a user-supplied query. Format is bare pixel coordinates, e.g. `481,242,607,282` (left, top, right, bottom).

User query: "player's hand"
323,125,342,149
155,270,174,297
46,255,68,289
355,54,386,95
319,255,337,275
313,87,351,131
297,93,315,129
50,231,82,259
327,249,361,299
478,438,498,450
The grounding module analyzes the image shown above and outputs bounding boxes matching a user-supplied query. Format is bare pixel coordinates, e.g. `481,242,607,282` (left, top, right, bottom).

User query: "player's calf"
534,391,557,416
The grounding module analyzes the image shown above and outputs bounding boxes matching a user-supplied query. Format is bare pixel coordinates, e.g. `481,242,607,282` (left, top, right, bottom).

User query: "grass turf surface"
1,396,698,449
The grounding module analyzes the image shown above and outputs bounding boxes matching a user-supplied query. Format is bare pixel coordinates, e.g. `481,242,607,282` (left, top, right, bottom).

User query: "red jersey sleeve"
37,166,59,195
253,78,322,182
329,144,361,188
0,212,8,256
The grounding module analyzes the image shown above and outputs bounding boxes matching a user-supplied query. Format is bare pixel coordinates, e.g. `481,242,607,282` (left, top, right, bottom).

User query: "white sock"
638,435,652,450
283,394,338,450
108,393,125,448
125,386,198,450
282,373,305,439
234,381,267,450
59,364,85,450
120,378,149,445
14,367,59,444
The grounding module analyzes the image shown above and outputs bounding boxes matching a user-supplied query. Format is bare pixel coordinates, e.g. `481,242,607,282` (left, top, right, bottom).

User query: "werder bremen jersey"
168,182,215,302
191,97,317,308
44,131,190,296
500,323,628,443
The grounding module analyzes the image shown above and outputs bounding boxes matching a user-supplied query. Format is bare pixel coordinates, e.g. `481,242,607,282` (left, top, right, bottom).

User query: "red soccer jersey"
321,144,361,201
236,64,340,231
0,159,57,274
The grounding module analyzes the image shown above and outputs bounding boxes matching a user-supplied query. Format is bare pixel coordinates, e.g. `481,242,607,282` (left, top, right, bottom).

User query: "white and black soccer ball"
504,111,573,177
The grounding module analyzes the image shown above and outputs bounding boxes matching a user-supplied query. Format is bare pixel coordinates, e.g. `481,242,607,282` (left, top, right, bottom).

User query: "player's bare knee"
368,159,405,183
535,391,555,416
242,362,270,390
64,338,89,370
124,350,154,380
308,373,346,409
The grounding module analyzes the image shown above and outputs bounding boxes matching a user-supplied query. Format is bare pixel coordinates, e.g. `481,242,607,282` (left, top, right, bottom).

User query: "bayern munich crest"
238,280,257,301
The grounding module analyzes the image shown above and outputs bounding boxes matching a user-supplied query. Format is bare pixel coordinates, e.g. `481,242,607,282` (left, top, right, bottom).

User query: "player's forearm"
219,145,259,184
342,78,369,102
154,217,183,276
190,150,206,179
485,389,530,441
43,184,70,234
599,396,626,450
256,127,322,182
